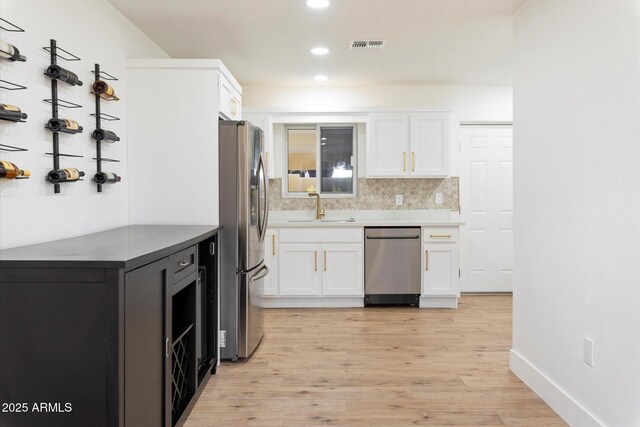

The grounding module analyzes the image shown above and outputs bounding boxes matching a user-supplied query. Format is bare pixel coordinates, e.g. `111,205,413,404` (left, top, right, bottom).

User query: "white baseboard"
419,296,458,308
260,297,364,308
509,349,603,427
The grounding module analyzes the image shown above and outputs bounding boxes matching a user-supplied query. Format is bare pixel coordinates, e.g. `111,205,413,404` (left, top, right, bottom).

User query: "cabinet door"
218,75,233,119
230,93,242,120
124,257,171,427
321,243,363,296
263,229,279,296
410,113,450,177
367,113,409,177
423,243,459,296
278,243,321,296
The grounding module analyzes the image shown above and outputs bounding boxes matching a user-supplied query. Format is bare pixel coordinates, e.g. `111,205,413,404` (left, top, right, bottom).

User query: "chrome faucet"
308,192,326,220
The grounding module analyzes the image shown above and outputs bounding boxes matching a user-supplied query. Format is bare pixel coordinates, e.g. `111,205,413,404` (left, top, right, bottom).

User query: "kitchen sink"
287,218,356,223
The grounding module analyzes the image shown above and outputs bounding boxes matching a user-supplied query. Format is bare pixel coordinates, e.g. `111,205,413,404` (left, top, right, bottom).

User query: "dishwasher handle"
366,235,420,240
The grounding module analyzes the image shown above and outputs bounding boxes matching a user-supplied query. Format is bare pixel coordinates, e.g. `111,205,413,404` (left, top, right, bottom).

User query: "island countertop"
0,224,222,270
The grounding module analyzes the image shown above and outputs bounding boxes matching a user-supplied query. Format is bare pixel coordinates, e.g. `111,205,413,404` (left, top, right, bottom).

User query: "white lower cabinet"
421,228,460,308
263,227,364,307
278,243,322,296
263,229,279,296
321,243,363,296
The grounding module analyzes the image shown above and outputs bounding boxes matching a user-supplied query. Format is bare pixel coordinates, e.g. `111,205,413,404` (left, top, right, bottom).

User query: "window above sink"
284,123,357,198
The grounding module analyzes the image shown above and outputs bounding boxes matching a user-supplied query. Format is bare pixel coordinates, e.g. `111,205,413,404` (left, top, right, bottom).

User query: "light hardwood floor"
185,295,565,426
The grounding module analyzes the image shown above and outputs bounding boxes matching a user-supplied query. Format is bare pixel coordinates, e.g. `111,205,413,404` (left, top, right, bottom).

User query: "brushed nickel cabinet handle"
430,234,452,239
323,251,327,271
314,251,318,272
425,250,429,271
272,234,276,256
403,152,406,172
412,152,415,171
179,260,190,267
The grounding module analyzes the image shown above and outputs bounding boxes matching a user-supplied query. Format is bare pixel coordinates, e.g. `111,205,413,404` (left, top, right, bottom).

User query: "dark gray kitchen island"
0,225,222,427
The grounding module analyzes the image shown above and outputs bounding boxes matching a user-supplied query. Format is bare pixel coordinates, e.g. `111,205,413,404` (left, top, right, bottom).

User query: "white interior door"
460,126,513,292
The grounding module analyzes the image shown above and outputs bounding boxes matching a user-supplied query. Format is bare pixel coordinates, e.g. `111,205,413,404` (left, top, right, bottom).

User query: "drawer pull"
323,251,327,271
272,234,276,256
429,234,452,238
179,260,190,268
314,251,318,272
425,250,429,271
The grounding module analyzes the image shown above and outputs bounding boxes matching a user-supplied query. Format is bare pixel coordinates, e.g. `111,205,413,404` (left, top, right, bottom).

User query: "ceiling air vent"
349,40,386,50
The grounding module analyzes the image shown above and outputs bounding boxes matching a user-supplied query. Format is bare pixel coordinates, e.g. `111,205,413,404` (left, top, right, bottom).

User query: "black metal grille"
171,324,193,420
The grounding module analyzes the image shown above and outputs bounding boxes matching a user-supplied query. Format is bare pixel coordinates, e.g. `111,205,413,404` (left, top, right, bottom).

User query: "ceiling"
107,0,526,86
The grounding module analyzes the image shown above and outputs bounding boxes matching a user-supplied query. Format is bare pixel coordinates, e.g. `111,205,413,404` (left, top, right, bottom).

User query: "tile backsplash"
269,178,459,210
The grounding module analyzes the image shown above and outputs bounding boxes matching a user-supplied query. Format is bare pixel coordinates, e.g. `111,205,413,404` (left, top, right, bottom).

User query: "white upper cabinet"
367,113,409,176
218,72,242,120
410,113,449,177
367,112,450,178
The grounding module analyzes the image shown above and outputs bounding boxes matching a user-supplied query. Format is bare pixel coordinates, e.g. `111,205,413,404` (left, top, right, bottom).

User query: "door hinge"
219,330,226,347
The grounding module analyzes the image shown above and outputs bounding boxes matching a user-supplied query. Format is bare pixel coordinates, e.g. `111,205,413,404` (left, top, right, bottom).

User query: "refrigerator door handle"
256,153,269,242
261,153,269,236
249,264,269,282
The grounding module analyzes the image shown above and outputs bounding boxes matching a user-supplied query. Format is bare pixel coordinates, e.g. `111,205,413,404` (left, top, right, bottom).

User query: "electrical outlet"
435,193,443,204
219,330,227,348
584,338,594,367
396,194,403,205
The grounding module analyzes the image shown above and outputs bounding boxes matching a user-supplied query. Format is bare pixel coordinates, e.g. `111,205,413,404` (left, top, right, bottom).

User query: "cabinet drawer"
170,245,197,284
423,228,458,243
279,227,363,243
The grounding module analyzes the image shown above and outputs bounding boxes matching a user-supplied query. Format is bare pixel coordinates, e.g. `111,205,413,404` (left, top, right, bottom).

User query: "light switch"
435,193,443,204
396,195,403,205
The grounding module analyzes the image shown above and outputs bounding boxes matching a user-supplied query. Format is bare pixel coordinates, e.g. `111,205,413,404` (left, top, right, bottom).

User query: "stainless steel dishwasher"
364,227,421,305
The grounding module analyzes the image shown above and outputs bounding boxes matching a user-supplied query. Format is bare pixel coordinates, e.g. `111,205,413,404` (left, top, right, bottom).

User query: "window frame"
282,123,358,199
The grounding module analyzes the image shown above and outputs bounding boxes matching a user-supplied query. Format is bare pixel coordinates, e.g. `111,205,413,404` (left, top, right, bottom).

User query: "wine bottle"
93,171,121,184
0,160,30,180
92,80,119,101
0,39,26,62
46,168,85,183
46,118,83,134
44,65,83,86
0,104,28,122
91,129,120,143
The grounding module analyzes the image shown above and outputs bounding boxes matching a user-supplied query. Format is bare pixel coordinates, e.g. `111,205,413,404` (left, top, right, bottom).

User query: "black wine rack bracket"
0,18,29,154
92,64,121,193
43,39,84,194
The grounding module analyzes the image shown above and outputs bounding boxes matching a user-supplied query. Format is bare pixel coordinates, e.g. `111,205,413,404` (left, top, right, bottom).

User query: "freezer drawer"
365,227,421,304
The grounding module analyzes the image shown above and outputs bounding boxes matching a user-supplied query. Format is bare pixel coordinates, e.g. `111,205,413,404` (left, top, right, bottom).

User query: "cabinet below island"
0,225,221,427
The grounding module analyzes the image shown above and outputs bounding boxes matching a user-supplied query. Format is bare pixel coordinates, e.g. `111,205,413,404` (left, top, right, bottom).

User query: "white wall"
244,84,513,177
243,85,513,121
0,0,167,249
511,1,640,426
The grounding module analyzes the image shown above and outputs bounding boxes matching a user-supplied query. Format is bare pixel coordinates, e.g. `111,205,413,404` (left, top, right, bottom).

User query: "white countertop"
268,210,464,228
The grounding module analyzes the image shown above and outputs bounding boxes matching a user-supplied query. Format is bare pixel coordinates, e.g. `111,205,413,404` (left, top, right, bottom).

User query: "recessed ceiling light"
311,47,330,56
314,75,328,82
306,0,329,9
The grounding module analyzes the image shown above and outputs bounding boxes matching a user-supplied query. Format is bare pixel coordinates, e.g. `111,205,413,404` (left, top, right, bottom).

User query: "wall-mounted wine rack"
43,39,84,194
0,18,24,33
0,17,29,160
91,63,121,192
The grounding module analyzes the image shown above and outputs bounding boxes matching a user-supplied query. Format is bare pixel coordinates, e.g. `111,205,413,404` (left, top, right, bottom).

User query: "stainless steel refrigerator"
219,120,269,360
